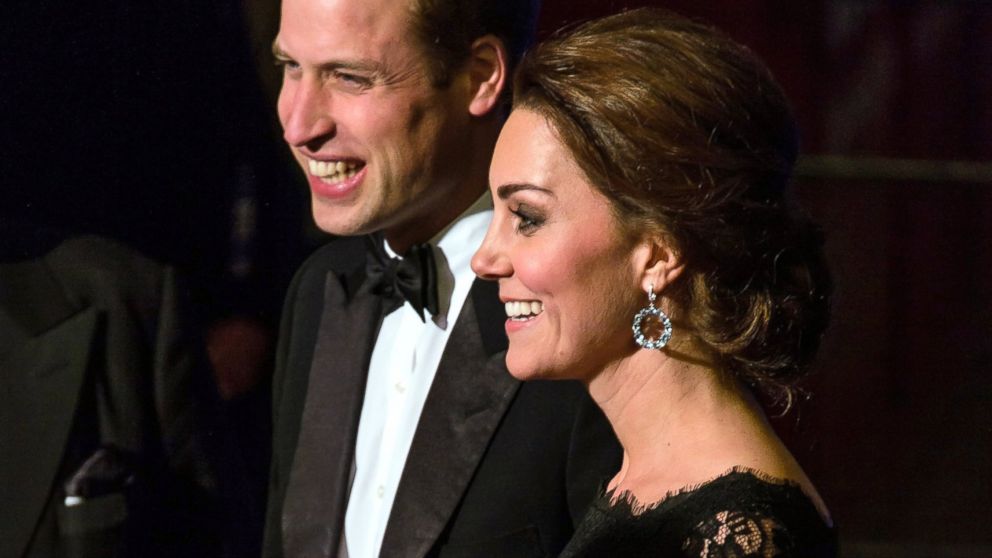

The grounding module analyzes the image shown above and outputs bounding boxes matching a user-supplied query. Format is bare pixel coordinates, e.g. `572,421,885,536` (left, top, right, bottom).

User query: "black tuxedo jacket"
263,237,621,558
0,234,218,558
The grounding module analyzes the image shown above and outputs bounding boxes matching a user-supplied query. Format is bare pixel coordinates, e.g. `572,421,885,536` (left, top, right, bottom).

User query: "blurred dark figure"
0,0,314,555
0,0,310,367
0,225,221,558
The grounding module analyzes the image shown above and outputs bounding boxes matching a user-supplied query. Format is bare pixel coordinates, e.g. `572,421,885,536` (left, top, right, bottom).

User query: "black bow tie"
364,234,439,322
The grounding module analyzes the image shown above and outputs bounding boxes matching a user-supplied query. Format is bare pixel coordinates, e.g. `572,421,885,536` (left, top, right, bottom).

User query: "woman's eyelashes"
510,204,545,235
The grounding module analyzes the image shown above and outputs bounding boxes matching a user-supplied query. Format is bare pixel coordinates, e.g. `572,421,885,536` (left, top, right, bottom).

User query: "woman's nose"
471,225,512,281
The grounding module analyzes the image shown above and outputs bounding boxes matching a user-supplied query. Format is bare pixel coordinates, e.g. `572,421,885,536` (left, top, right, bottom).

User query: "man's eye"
335,71,372,89
274,59,301,76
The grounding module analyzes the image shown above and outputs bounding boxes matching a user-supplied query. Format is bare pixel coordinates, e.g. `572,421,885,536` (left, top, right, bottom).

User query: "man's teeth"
505,300,543,319
308,159,362,183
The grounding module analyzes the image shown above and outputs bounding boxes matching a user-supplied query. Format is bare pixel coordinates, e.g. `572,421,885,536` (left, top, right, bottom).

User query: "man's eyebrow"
496,183,555,200
321,59,380,73
270,41,379,73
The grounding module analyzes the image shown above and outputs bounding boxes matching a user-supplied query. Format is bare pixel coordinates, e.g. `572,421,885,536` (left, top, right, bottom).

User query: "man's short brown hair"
408,0,541,88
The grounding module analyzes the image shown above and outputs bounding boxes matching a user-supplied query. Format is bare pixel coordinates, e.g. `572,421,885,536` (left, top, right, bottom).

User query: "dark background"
2,1,990,556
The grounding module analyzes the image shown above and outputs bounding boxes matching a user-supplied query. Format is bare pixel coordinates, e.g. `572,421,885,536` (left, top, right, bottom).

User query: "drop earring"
632,283,673,350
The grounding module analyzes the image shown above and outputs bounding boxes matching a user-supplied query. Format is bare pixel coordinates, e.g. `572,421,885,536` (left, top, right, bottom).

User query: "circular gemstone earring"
632,283,673,350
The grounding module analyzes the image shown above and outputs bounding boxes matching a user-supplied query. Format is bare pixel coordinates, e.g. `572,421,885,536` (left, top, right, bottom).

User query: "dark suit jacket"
0,234,219,558
263,237,621,558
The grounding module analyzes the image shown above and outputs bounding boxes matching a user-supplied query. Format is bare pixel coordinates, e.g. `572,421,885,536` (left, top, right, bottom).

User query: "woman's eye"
511,206,544,235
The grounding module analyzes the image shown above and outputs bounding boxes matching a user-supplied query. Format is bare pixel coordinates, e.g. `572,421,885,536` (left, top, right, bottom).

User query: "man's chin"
311,210,357,237
310,204,380,238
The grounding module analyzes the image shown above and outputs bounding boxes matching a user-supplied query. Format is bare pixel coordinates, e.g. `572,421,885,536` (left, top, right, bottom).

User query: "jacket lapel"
380,279,518,558
0,258,97,558
282,269,383,557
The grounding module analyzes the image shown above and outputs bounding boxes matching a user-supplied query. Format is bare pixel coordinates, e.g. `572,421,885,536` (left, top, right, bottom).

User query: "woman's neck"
587,347,766,499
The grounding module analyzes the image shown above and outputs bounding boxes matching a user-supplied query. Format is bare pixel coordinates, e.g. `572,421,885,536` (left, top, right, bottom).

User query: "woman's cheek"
513,248,563,294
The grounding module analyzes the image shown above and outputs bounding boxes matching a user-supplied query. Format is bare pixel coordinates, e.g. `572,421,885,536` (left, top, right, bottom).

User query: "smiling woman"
473,109,645,382
472,8,836,557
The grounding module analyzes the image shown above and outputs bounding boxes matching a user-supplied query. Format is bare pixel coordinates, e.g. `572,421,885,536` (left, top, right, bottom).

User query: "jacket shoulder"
43,235,168,309
288,236,367,299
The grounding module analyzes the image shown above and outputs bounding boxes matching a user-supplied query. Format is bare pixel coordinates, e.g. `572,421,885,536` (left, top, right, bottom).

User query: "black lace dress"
560,469,836,557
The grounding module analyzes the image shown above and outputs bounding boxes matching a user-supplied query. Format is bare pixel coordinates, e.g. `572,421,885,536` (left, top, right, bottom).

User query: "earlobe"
466,34,507,117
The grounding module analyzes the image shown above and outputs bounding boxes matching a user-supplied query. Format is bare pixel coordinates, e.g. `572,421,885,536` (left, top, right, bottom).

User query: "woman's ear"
637,235,685,294
466,34,508,117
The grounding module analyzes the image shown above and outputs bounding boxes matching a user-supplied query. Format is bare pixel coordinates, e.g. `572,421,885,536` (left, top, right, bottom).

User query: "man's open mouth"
308,159,365,185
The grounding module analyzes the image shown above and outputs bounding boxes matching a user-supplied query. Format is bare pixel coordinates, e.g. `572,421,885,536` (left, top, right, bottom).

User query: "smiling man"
273,0,486,250
262,1,620,556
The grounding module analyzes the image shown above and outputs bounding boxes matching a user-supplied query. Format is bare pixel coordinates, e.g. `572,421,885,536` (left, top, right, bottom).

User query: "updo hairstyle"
513,8,832,402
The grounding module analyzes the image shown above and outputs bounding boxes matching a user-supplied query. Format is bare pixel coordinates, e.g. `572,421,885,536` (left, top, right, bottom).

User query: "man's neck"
383,186,488,254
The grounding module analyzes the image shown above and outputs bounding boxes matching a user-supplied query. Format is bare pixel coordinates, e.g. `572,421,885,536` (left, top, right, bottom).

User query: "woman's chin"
506,357,542,381
506,364,540,382
506,358,567,382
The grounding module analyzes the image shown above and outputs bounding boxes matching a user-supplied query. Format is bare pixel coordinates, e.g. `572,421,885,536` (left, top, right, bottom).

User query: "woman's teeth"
505,300,543,320
308,159,362,184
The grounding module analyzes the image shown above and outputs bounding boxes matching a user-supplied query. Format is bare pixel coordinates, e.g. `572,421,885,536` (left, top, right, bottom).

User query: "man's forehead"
280,0,416,33
277,0,420,56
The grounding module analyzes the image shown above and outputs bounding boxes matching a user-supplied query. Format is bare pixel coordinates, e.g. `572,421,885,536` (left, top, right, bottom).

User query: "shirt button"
377,485,385,498
395,382,406,394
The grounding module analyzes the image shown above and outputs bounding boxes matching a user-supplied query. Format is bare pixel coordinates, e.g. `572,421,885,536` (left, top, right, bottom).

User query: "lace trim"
561,467,836,558
603,465,813,517
602,467,830,557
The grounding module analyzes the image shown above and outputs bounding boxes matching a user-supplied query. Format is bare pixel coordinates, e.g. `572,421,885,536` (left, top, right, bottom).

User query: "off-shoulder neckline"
600,466,833,527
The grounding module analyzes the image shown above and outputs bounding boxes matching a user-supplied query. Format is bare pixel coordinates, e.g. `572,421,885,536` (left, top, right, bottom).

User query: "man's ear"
636,236,685,294
466,34,508,117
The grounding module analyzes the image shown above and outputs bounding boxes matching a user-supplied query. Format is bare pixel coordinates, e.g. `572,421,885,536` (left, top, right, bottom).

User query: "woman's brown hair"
514,8,832,403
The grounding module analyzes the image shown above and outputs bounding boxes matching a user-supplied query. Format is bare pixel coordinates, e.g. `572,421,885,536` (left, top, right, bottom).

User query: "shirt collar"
381,193,493,329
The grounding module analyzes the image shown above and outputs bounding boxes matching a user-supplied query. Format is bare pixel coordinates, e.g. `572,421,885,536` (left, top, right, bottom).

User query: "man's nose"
280,79,336,148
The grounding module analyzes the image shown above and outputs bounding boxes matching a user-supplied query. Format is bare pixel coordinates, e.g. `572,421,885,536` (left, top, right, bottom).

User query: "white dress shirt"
344,196,492,558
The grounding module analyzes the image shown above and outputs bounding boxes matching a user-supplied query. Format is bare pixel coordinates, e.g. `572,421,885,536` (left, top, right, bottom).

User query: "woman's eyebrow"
495,183,556,200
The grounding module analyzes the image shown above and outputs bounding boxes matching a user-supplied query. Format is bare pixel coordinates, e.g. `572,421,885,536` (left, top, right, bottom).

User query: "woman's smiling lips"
306,157,367,200
503,298,544,332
